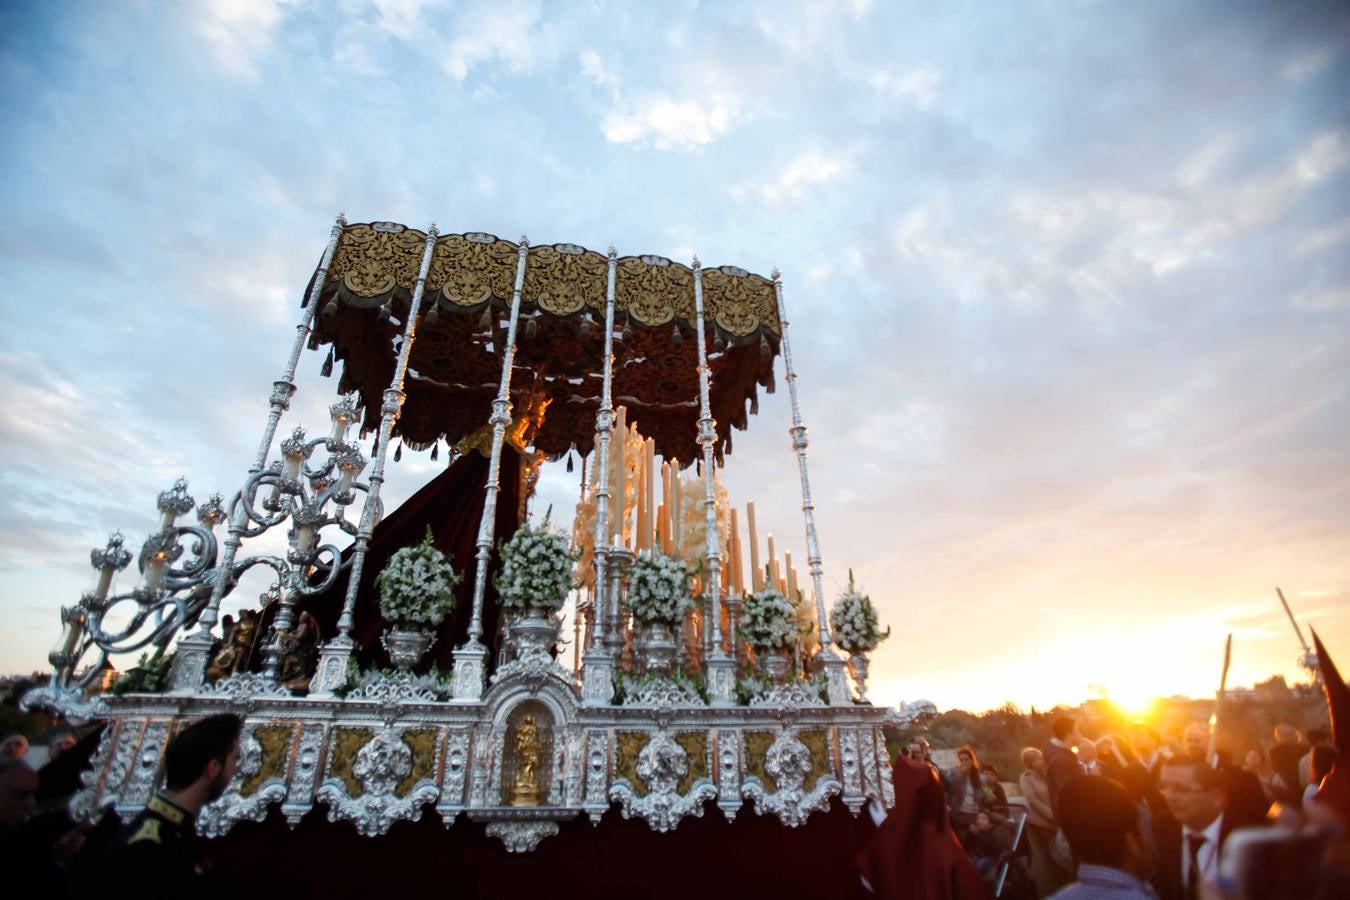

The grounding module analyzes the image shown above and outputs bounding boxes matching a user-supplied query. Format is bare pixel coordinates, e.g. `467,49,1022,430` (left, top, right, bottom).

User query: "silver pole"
465,237,531,644
771,270,849,704
592,248,619,647
694,261,737,704
579,248,620,705
331,224,439,640
691,260,724,654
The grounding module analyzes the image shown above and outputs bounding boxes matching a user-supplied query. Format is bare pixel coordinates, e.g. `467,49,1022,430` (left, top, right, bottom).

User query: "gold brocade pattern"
744,731,777,792
700,267,780,337
430,234,519,307
394,729,438,798
615,731,651,796
524,245,609,316
614,257,695,328
329,728,376,797
329,225,428,296
240,724,293,798
675,732,709,795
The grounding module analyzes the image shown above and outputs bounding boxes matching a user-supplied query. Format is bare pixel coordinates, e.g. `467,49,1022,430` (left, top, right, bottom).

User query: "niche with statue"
501,700,555,807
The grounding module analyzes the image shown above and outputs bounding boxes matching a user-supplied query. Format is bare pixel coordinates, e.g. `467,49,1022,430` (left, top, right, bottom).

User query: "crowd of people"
858,634,1350,899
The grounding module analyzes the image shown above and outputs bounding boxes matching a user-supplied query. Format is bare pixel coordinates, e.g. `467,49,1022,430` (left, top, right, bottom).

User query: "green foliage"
107,651,176,695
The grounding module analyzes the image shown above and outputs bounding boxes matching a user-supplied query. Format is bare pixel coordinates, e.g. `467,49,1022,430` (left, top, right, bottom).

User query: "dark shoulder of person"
97,797,200,897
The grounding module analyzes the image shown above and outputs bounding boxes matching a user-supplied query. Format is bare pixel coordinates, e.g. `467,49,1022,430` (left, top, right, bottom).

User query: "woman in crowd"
1019,747,1067,896
944,745,989,841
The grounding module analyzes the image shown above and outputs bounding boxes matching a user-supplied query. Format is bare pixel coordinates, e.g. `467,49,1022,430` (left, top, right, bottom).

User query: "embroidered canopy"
309,222,781,464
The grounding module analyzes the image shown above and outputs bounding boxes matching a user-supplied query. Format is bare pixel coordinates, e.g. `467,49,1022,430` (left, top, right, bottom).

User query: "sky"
1,0,1347,713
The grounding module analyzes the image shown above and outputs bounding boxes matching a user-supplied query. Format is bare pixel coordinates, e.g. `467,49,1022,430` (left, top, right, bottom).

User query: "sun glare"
1104,686,1159,721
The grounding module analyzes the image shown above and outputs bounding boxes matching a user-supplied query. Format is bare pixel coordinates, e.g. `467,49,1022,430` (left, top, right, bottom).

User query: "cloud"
602,94,741,150
757,150,850,204
868,65,942,109
190,0,294,79
441,0,551,81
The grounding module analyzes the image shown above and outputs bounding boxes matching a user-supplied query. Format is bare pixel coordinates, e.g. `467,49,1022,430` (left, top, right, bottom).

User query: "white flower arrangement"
829,569,890,655
738,586,799,652
623,549,695,626
494,512,577,613
375,527,461,628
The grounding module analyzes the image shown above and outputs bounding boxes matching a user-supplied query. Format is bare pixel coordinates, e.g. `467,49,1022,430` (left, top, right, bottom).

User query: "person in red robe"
858,755,991,900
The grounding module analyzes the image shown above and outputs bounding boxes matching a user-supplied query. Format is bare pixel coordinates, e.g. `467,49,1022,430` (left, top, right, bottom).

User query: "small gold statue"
510,714,543,807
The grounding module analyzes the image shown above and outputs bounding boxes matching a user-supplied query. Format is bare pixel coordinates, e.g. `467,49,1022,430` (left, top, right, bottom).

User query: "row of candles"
601,406,805,603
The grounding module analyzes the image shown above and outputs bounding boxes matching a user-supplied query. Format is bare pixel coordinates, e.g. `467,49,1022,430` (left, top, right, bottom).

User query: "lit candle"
634,436,646,552
644,438,656,549
143,551,167,594
671,467,683,561
747,502,762,591
613,406,626,542
661,461,674,554
330,408,351,445
786,554,798,601
337,450,366,494
767,534,781,592
729,507,743,595
94,562,116,600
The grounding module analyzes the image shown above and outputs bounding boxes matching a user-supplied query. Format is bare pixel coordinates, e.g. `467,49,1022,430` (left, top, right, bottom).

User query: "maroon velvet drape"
201,798,876,899
300,447,522,673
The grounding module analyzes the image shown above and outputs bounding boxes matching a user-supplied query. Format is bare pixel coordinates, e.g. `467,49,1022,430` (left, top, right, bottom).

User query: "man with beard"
98,714,241,898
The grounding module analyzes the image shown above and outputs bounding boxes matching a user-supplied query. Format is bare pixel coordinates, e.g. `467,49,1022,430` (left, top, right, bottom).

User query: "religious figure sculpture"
278,611,321,691
511,714,543,807
206,609,260,681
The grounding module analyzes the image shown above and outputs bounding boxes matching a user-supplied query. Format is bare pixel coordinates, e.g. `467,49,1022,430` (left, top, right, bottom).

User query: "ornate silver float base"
42,664,894,853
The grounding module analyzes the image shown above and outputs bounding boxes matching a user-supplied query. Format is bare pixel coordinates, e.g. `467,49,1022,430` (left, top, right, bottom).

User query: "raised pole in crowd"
692,258,736,704
309,223,438,696
170,212,347,691
451,236,531,701
772,269,851,705
581,246,620,705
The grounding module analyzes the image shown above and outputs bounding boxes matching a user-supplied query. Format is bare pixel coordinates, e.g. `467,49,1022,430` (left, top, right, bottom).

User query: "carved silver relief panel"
609,729,716,833
741,730,841,828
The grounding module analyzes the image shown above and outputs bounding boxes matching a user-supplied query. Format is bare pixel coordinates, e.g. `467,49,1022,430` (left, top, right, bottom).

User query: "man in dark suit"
1045,715,1083,817
1154,756,1263,900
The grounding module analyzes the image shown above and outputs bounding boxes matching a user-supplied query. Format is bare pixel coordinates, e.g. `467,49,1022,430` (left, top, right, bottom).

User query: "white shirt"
1181,813,1223,887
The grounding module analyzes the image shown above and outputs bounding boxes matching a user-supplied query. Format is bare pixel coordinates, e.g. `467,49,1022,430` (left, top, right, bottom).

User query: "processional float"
24,217,895,852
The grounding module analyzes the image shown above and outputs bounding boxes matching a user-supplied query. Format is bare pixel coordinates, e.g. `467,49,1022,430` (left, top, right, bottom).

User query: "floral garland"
623,549,694,626
494,513,577,613
375,527,461,628
829,570,890,655
738,586,799,652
